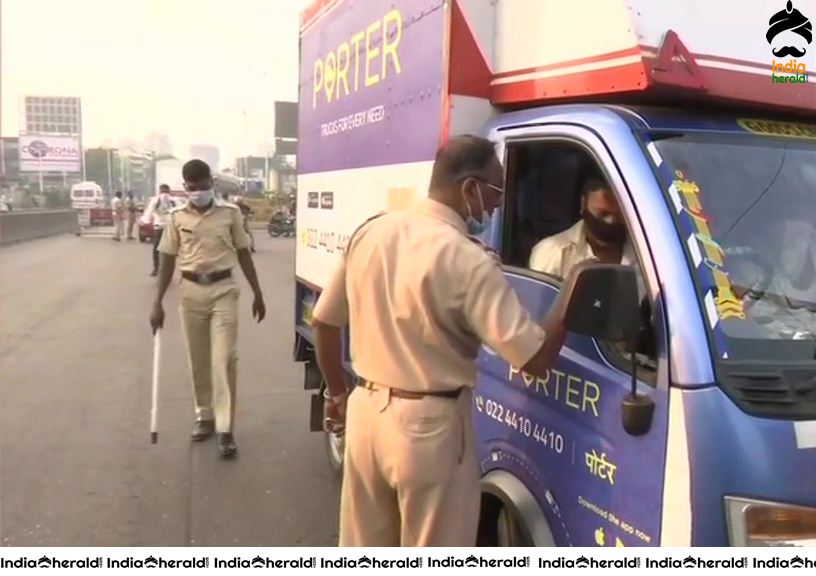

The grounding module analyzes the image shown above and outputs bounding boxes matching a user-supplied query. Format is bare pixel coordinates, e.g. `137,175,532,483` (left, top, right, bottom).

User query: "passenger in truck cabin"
529,176,635,279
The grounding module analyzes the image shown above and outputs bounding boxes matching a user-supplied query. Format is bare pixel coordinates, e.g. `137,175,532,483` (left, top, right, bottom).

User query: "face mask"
463,185,491,235
188,188,214,207
583,210,626,244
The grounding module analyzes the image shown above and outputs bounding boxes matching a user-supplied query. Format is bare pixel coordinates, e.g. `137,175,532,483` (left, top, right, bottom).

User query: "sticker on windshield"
738,119,816,140
673,171,746,322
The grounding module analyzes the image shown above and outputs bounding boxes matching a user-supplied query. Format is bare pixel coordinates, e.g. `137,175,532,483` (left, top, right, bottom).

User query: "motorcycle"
268,215,295,238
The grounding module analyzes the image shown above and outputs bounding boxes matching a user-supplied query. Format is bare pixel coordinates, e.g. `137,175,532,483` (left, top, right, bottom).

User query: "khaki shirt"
159,200,251,273
313,198,546,392
528,220,636,279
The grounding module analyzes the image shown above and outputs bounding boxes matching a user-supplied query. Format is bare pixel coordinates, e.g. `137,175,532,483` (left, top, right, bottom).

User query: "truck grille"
721,366,816,419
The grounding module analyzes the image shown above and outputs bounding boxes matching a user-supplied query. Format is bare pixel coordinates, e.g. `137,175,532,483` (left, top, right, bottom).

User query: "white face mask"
188,188,214,207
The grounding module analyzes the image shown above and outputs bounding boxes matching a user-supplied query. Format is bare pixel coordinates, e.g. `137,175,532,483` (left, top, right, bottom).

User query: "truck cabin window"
502,142,657,375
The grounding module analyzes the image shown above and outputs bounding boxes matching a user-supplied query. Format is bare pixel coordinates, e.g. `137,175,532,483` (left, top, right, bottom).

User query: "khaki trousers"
179,278,240,433
113,215,124,240
339,385,480,547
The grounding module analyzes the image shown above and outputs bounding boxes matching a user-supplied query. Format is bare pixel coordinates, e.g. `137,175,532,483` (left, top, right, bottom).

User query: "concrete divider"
0,210,80,245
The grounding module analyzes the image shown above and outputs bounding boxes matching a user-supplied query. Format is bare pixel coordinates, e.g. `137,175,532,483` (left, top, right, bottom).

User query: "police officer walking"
111,191,124,241
312,135,591,546
150,159,266,459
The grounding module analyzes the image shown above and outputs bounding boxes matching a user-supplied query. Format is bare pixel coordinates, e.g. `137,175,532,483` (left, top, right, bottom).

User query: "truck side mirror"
563,264,639,342
562,264,654,437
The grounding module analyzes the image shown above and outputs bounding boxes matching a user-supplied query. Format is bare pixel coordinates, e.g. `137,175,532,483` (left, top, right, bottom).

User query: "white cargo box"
478,0,814,110
297,0,815,289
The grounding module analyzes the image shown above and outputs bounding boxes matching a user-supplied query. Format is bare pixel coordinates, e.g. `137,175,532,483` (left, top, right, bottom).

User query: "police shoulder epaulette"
466,235,501,262
344,211,387,253
357,211,386,230
215,199,239,210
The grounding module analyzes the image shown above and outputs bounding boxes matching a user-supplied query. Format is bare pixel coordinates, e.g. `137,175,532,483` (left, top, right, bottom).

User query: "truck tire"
477,471,556,547
324,428,344,479
320,378,345,479
478,493,535,546
322,374,359,480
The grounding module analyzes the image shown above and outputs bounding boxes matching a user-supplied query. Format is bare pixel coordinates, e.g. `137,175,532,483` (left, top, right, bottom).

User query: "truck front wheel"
321,377,357,480
477,492,534,546
325,428,344,478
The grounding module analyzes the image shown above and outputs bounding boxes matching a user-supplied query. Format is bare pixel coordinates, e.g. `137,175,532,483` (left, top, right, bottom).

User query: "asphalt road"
0,232,340,546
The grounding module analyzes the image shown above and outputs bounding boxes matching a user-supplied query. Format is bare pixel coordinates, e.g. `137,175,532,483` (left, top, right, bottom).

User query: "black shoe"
216,433,237,459
190,419,215,442
150,269,158,277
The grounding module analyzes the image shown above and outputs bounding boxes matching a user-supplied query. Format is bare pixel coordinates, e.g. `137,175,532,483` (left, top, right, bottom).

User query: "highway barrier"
0,209,80,245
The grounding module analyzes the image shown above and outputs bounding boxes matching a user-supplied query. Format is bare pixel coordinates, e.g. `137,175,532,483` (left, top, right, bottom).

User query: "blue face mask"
464,185,490,235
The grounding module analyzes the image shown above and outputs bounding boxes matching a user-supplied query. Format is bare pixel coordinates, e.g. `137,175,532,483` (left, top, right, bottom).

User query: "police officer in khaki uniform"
150,159,266,459
312,136,591,546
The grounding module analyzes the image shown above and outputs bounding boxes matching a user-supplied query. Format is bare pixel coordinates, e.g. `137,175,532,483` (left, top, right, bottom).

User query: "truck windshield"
650,132,816,363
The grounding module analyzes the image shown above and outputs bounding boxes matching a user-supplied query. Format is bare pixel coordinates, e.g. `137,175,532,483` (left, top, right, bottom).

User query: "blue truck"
294,0,816,546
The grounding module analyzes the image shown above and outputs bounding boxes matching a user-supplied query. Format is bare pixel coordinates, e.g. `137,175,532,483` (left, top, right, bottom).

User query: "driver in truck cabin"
528,176,635,279
311,135,595,547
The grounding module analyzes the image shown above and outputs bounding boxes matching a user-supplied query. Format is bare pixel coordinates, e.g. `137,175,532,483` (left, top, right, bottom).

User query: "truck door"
475,124,671,547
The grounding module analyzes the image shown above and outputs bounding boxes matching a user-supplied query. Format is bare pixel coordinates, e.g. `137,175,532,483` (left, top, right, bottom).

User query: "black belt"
361,381,462,399
181,269,231,285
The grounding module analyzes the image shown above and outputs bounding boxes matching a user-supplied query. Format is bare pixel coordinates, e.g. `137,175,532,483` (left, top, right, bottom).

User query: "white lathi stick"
150,329,162,444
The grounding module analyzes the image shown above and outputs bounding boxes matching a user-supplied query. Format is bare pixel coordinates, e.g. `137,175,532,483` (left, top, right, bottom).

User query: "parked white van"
70,182,105,210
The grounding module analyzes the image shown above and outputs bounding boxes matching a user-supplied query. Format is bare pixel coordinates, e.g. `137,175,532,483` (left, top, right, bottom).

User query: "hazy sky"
1,0,310,165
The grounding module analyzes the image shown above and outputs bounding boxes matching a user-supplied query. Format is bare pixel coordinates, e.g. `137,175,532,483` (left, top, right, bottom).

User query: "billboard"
19,135,81,173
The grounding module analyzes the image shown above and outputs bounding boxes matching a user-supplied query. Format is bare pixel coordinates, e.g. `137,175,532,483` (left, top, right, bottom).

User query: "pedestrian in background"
312,135,591,546
150,160,266,459
125,191,137,240
235,197,256,253
111,191,124,241
141,184,173,276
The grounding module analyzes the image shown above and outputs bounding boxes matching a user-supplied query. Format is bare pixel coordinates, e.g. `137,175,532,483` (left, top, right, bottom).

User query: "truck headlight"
725,496,816,546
